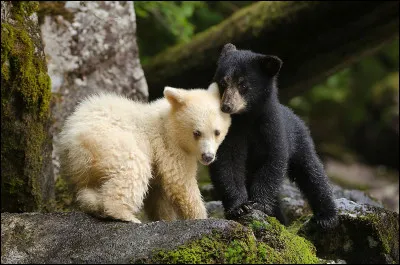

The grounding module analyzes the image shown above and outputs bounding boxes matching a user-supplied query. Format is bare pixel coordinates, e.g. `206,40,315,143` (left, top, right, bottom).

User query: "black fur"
209,44,338,229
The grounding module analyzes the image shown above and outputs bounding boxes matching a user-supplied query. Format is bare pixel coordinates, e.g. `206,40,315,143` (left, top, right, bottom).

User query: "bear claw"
226,201,271,220
226,202,252,219
310,214,339,230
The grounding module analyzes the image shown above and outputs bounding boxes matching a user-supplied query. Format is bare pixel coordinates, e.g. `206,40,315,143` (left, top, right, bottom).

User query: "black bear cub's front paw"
310,214,339,230
225,201,255,220
225,201,273,220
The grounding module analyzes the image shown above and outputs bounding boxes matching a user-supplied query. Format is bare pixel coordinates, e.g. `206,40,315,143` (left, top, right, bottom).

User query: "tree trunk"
37,1,148,209
1,1,54,212
144,1,399,102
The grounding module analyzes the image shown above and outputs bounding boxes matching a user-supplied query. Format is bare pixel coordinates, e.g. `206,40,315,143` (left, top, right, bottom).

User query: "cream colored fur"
56,83,231,223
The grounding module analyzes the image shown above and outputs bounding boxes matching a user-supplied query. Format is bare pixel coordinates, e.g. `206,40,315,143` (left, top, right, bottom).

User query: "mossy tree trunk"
144,1,399,102
1,1,54,212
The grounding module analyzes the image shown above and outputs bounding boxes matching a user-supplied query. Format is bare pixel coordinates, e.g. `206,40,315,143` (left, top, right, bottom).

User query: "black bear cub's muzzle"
221,103,233,114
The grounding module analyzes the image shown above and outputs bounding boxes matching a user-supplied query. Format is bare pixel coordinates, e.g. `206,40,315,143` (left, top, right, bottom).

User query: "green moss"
287,215,312,234
10,1,39,23
361,212,399,258
1,1,53,212
251,217,320,264
136,218,320,264
1,58,10,81
2,22,51,118
137,228,254,264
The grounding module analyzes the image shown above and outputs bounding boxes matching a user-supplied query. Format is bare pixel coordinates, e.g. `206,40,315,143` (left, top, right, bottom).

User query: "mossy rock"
298,198,399,264
1,212,249,263
137,210,321,264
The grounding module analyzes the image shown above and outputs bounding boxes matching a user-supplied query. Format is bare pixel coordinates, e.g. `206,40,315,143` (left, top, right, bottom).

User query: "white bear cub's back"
62,92,159,138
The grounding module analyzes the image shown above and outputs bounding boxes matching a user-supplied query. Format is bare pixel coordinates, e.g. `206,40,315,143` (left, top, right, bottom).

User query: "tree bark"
144,1,399,102
1,1,54,212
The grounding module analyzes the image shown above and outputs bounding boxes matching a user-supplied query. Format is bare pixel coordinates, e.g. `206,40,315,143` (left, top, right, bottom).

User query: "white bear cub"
56,83,231,223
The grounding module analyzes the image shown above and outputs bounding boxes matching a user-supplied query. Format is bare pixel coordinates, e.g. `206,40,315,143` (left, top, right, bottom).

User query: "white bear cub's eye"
193,130,202,139
215,130,220,136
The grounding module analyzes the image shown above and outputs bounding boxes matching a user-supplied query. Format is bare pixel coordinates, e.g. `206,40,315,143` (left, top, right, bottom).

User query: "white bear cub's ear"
164,86,185,108
207,82,220,98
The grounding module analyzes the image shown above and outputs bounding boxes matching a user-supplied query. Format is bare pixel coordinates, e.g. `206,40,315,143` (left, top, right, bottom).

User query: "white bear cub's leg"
76,188,102,214
77,187,141,223
95,137,152,223
100,177,143,223
66,129,152,223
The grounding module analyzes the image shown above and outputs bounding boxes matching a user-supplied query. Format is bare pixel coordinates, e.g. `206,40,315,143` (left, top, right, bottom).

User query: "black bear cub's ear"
220,43,237,58
259,55,283,77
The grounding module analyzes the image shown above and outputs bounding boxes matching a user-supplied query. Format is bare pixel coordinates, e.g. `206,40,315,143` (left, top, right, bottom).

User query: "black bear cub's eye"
215,130,220,136
220,79,227,88
193,130,202,139
239,82,247,92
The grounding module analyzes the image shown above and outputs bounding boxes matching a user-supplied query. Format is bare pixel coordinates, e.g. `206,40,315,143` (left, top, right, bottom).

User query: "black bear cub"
208,43,338,229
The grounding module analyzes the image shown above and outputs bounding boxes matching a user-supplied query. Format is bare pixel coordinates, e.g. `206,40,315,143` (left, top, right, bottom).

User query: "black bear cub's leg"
208,128,250,220
289,148,338,229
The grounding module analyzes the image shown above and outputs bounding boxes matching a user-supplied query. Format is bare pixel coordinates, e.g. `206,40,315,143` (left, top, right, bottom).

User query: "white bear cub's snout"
199,140,216,165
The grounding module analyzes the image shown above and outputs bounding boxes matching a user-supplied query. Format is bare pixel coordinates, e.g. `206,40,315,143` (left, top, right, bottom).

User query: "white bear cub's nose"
201,153,215,165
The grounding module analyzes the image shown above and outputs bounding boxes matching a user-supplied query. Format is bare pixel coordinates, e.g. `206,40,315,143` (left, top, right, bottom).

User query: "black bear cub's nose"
202,153,214,163
221,104,232,113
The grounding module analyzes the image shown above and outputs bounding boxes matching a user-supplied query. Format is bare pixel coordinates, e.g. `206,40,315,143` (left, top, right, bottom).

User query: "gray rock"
1,211,242,264
331,184,383,208
201,179,383,225
205,201,224,219
280,179,383,224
